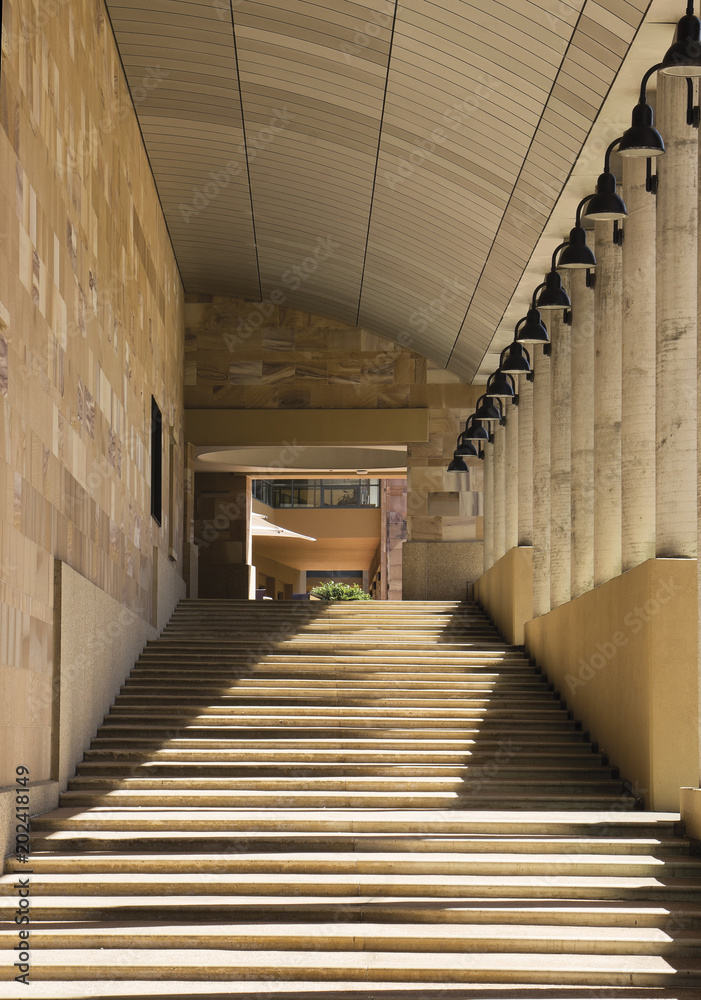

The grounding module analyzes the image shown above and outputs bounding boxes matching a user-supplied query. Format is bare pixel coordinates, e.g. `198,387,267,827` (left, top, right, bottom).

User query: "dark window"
150,396,162,525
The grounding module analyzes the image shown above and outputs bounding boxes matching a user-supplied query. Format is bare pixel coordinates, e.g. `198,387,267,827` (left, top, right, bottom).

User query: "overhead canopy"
106,0,652,380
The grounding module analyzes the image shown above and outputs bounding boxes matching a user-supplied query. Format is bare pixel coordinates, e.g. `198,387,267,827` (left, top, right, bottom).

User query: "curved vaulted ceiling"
105,0,652,381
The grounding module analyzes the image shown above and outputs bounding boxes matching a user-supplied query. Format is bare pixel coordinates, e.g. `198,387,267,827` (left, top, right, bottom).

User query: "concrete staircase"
3,598,701,997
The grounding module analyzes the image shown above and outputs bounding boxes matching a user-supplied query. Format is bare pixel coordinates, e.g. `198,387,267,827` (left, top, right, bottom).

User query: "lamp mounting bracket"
563,309,572,326
646,158,658,195
613,220,624,246
687,78,700,127
543,344,552,357
586,269,596,289
526,371,535,382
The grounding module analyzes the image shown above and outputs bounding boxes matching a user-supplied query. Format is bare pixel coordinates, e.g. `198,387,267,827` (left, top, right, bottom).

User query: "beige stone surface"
402,541,483,600
525,558,699,811
475,546,534,646
0,0,184,855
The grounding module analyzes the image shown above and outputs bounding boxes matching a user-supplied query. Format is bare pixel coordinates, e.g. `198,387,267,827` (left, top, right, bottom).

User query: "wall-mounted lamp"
447,453,470,472
556,198,598,268
499,341,533,380
454,432,482,459
535,243,572,312
472,396,503,426
515,306,549,349
584,138,628,221
486,369,518,404
660,2,701,76
464,414,492,439
619,63,667,158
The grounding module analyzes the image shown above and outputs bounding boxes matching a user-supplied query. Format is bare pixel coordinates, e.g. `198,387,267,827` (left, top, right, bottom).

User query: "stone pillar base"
402,541,483,601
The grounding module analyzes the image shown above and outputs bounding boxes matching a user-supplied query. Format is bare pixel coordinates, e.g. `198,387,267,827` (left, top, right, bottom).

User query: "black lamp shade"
536,270,571,310
472,398,502,426
454,433,480,458
499,342,532,376
464,414,492,438
447,454,469,472
584,172,627,221
515,308,549,345
618,103,665,157
557,227,597,269
660,13,701,76
486,370,516,400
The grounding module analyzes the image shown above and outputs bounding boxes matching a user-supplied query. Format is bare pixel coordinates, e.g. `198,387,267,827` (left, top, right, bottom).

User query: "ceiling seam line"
100,0,185,295
463,0,656,380
445,0,595,368
229,0,263,303
353,0,400,329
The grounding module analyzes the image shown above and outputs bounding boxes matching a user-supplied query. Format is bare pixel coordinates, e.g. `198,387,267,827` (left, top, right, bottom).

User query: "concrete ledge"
402,542,483,601
0,781,58,861
525,558,698,811
475,547,533,645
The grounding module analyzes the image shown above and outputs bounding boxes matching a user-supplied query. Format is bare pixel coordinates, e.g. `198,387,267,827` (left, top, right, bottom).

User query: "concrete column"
493,422,506,562
504,400,519,553
549,303,572,609
483,438,494,572
621,157,656,571
656,74,697,558
517,376,533,546
593,221,622,587
532,347,551,616
570,269,595,599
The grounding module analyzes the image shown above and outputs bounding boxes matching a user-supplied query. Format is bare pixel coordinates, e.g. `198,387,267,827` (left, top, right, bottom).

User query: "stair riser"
57,793,637,809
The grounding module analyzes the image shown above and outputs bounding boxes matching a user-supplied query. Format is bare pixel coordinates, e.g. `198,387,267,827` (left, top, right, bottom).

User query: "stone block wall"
0,0,184,789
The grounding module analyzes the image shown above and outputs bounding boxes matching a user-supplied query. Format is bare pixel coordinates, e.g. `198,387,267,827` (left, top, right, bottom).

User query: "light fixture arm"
551,242,569,271
531,284,546,309
639,63,663,105
603,137,622,174
575,195,594,228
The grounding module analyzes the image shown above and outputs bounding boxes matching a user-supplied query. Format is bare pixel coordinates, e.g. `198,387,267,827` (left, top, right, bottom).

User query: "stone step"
32,808,665,835
110,696,567,725
120,679,550,693
94,716,582,732
114,691,558,707
5,893,701,925
57,789,636,810
8,834,690,862
74,762,616,780
79,748,608,765
0,947,699,986
78,740,607,771
66,775,625,794
2,871,700,904
85,735,599,750
6,850,700,878
1,921,700,956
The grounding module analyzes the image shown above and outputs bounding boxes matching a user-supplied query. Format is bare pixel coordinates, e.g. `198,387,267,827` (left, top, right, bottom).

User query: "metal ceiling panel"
105,0,652,380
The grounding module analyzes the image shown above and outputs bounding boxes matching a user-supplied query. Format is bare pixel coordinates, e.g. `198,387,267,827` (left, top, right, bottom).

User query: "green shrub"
309,581,373,601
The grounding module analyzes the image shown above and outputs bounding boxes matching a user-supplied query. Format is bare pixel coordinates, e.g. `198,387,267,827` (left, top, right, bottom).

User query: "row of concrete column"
483,75,698,616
